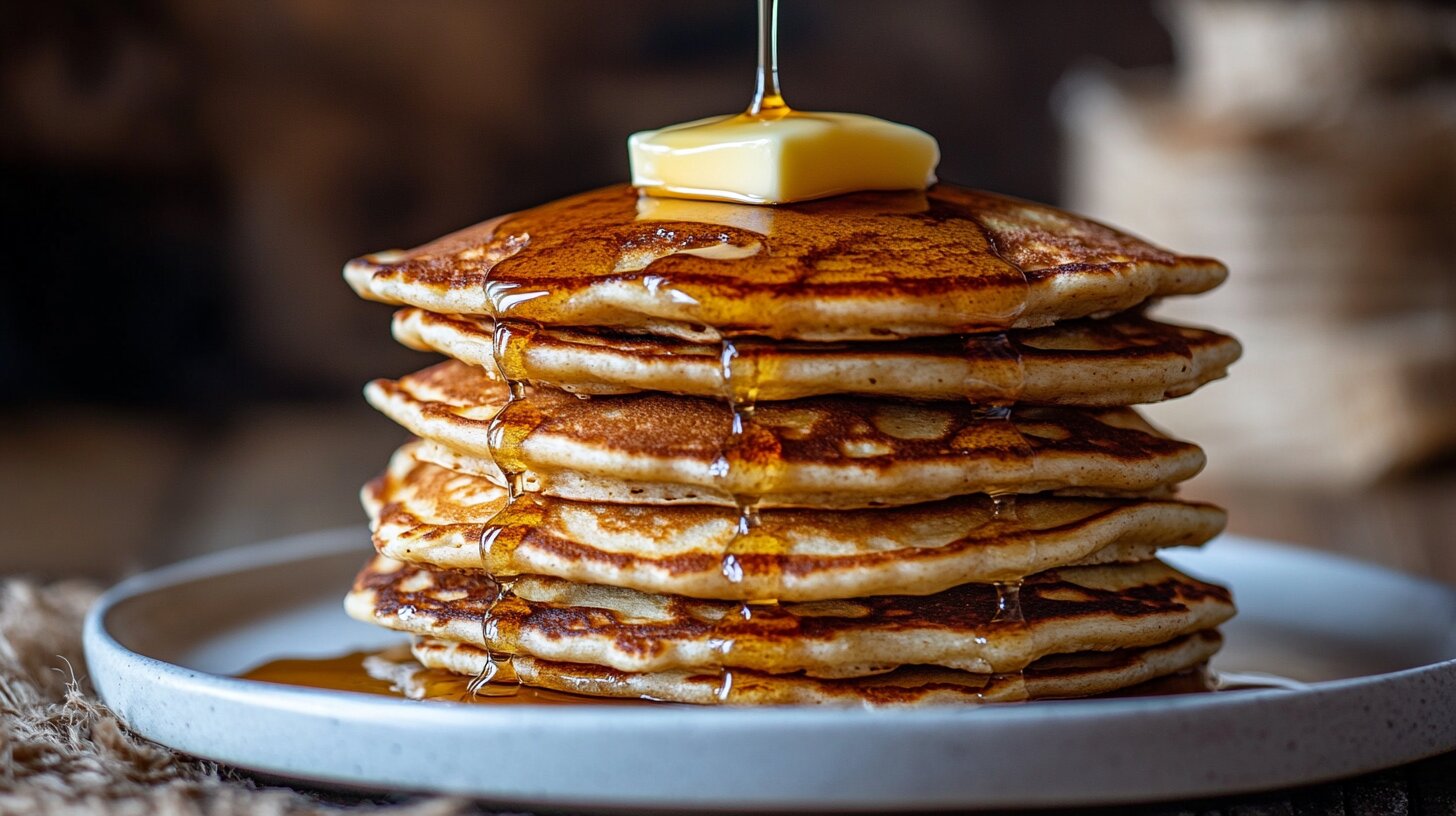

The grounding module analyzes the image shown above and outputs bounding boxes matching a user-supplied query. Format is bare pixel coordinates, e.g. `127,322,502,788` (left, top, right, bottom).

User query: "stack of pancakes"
343,185,1241,705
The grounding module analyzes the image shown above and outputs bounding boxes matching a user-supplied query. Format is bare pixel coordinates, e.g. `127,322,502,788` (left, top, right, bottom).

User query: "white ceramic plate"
84,529,1456,811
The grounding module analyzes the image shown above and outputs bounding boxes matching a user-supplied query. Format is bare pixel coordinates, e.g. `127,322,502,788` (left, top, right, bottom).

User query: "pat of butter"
629,111,939,205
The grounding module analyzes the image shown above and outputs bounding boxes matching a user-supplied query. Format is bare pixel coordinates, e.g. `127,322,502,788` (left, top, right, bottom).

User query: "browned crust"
346,184,1225,339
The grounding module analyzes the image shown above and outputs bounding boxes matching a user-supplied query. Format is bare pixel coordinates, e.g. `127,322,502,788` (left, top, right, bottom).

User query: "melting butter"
628,110,940,205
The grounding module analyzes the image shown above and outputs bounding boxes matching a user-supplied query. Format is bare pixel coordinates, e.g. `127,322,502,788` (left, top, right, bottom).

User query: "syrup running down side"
460,3,1018,696
372,0,1208,706
469,319,546,696
464,224,1043,703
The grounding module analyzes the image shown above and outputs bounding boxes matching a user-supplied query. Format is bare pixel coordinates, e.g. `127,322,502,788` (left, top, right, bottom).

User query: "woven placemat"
0,579,489,816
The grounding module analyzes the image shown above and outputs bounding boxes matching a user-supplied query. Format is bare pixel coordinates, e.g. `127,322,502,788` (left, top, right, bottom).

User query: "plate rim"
83,527,1456,810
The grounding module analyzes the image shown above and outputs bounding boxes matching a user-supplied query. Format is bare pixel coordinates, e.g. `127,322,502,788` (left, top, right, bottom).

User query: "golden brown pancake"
345,556,1234,677
391,308,1242,405
341,171,1240,707
411,631,1222,706
365,361,1206,506
344,185,1226,342
366,441,1226,601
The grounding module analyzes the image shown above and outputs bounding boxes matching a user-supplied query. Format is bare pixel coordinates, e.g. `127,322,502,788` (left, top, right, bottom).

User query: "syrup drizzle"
960,306,1034,702
708,334,780,704
465,577,519,696
748,0,787,117
459,0,1055,705
705,0,790,704
715,335,776,590
981,494,1032,703
467,316,549,696
470,254,1045,706
962,332,1026,400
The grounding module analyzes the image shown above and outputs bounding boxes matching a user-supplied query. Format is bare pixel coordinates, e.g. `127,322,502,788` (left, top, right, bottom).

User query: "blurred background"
2,0,1453,581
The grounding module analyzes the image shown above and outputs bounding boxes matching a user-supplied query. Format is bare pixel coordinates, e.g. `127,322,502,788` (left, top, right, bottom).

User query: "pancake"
344,185,1226,342
345,556,1234,677
392,308,1242,405
366,441,1226,600
365,361,1206,506
411,631,1222,706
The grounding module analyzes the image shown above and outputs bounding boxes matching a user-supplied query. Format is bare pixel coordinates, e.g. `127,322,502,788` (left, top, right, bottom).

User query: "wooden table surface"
3,404,1453,813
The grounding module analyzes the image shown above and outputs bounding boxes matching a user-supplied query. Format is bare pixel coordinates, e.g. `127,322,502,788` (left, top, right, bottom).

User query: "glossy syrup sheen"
464,0,1146,336
374,185,1041,337
343,0,1220,343
344,0,1227,709
238,649,654,706
483,322,1036,702
346,0,1190,339
479,335,1028,701
474,325,1096,702
394,323,1206,703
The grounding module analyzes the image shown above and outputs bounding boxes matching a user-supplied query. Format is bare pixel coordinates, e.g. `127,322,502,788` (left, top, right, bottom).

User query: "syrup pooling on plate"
238,648,1222,705
240,647,657,706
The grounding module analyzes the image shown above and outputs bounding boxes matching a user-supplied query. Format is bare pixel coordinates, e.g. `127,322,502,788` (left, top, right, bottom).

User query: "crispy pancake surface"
345,556,1234,677
365,442,1225,600
342,179,1240,706
365,361,1206,506
392,308,1241,405
345,185,1226,342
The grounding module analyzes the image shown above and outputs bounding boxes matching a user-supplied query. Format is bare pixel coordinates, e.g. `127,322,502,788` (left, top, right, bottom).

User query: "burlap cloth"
0,579,501,816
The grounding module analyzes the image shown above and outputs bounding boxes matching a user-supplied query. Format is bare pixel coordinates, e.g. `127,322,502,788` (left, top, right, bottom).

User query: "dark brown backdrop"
0,0,1177,408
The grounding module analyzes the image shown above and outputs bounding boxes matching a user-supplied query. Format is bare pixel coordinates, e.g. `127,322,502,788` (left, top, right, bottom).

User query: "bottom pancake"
345,555,1234,677
410,630,1222,706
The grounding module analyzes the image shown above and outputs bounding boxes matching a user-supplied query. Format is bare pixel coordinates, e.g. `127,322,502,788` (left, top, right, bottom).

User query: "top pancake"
345,185,1226,342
